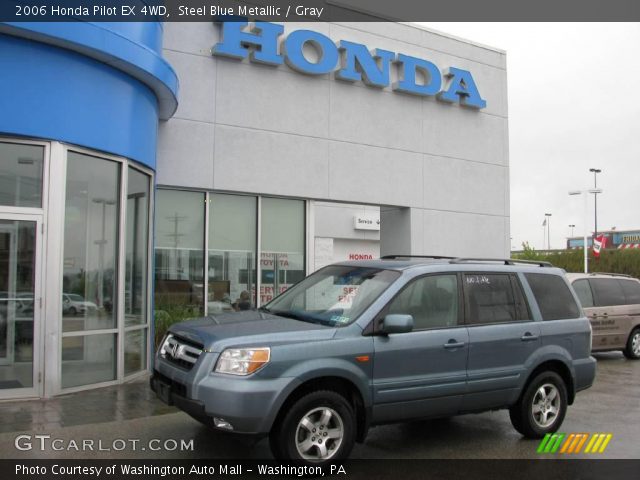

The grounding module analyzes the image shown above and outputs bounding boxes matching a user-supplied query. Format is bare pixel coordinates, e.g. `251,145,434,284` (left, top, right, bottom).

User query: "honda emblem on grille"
171,343,180,358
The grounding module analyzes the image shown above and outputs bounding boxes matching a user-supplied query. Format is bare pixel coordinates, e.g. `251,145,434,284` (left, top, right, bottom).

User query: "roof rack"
381,255,456,260
590,272,633,278
450,258,553,267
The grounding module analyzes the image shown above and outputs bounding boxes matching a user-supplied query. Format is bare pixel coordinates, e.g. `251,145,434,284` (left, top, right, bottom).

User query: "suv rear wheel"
509,371,568,438
623,328,640,360
269,390,356,464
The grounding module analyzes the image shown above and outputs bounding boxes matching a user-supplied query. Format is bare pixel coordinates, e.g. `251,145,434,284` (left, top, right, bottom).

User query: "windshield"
264,265,400,327
68,294,84,301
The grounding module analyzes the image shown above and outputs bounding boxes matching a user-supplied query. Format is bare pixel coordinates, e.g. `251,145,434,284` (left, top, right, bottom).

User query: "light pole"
569,224,575,237
545,213,552,250
569,189,602,273
589,168,601,238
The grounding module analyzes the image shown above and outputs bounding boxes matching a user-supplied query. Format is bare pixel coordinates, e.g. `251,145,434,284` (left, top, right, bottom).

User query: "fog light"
213,417,234,430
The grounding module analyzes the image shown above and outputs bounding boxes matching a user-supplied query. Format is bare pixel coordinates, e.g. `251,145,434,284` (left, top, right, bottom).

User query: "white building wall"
158,22,510,258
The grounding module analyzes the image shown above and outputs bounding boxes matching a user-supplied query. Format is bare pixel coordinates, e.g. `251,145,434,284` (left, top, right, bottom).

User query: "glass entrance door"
0,216,41,398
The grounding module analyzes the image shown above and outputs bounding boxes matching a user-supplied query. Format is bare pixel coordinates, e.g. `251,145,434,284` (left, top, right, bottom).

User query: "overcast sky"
421,23,640,251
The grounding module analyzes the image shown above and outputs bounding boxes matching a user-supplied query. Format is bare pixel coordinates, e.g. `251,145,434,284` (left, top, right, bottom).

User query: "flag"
542,218,547,227
593,234,607,258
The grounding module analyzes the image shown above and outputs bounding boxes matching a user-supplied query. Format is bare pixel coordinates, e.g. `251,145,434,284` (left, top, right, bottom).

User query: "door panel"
0,218,39,397
372,327,469,422
464,322,540,410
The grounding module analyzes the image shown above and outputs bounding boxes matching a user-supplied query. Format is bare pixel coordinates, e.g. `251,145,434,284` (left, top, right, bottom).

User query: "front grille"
161,334,203,371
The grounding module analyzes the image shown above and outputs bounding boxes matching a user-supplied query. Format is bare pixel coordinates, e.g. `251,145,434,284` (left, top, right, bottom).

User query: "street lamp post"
569,224,575,237
545,213,552,250
569,189,602,273
589,168,601,238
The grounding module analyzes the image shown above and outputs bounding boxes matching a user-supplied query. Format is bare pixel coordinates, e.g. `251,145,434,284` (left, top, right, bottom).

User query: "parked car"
152,256,596,463
567,272,640,359
62,293,98,316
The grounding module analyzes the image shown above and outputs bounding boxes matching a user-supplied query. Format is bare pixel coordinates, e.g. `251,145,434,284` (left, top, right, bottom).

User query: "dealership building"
0,20,509,399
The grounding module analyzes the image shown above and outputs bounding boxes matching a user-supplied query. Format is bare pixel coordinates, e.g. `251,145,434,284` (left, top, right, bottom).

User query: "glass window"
620,279,640,305
208,194,257,313
61,333,116,389
591,278,626,307
465,274,522,324
260,198,305,304
124,329,147,376
125,168,150,326
265,265,400,327
388,275,459,329
572,279,594,308
0,142,44,208
154,190,205,317
525,273,581,320
62,152,120,332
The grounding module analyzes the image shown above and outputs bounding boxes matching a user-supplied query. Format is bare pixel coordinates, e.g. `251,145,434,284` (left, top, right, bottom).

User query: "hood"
168,310,337,352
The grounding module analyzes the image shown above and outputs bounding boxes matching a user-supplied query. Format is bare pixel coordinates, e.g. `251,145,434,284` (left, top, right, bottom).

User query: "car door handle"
443,341,465,349
521,333,539,341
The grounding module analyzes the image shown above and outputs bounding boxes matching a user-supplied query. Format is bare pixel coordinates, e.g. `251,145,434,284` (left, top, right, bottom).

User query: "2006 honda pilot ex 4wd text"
151,256,596,463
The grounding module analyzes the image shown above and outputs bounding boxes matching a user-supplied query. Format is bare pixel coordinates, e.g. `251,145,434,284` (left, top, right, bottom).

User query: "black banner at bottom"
2,459,639,480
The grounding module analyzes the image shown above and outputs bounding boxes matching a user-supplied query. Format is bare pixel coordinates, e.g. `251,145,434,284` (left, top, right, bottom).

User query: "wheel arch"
270,376,370,443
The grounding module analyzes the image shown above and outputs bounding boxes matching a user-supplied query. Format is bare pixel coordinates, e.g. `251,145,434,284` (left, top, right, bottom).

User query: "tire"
69,307,77,316
509,371,568,438
623,328,640,360
269,390,356,464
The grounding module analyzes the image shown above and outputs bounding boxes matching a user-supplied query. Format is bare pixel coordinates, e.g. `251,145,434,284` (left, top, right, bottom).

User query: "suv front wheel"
270,390,356,464
509,371,568,438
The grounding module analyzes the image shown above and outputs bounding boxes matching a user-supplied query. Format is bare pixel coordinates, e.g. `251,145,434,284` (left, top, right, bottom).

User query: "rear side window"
464,274,526,324
572,279,594,308
620,279,640,305
591,278,626,307
525,273,581,321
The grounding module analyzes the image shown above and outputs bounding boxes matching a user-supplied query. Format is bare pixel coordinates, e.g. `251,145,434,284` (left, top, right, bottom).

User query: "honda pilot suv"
152,256,596,463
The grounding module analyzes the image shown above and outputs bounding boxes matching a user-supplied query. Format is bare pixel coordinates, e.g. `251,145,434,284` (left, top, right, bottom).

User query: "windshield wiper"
258,306,271,313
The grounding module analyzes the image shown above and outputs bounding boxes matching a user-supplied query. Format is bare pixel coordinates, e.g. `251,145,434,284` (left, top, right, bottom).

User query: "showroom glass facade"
0,137,153,398
154,190,305,322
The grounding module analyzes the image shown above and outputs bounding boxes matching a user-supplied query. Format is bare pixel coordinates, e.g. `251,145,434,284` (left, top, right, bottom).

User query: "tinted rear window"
464,274,525,324
524,273,581,321
620,279,640,305
591,278,626,307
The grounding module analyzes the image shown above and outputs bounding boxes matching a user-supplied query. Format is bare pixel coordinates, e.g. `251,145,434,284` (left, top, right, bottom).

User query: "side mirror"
381,314,414,335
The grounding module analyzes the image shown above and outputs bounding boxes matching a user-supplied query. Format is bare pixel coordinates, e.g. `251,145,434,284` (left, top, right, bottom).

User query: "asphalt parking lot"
0,352,637,460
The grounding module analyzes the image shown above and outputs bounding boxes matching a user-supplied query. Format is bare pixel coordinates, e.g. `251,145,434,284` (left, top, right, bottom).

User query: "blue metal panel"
0,33,159,168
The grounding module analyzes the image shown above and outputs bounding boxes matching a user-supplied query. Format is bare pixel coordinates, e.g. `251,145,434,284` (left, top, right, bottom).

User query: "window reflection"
0,142,44,208
208,194,256,313
62,152,119,332
154,190,205,319
260,198,305,304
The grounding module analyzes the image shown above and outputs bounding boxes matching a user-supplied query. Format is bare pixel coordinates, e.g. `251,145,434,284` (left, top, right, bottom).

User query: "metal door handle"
521,333,539,341
443,341,465,349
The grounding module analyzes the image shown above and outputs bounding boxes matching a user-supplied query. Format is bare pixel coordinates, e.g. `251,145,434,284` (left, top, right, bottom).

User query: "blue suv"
152,257,596,463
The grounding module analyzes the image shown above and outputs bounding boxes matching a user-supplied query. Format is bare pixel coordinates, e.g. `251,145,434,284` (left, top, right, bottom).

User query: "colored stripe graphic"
538,433,613,454
538,433,566,453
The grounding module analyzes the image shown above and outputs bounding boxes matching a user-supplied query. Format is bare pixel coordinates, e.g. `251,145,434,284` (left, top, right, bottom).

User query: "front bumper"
151,354,299,435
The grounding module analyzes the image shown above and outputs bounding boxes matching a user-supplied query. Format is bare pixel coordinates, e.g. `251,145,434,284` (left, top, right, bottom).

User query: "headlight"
214,347,270,376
